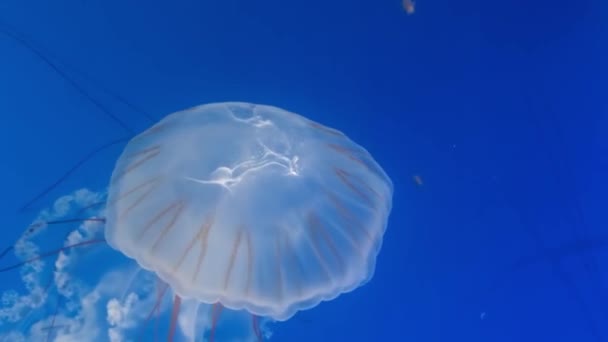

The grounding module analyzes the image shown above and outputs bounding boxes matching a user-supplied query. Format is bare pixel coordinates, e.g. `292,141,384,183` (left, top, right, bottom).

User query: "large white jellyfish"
1,102,393,341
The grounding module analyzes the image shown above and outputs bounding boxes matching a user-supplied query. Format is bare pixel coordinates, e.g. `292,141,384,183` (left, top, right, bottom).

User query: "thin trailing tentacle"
0,218,106,264
0,20,156,124
0,238,105,273
0,22,135,134
18,138,128,212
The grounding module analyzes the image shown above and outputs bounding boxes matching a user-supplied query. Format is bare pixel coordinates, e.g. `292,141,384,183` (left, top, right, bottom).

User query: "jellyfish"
1,102,393,341
402,0,415,15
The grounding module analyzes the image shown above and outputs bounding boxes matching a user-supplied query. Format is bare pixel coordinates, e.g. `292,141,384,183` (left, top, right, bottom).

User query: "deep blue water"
1,0,607,341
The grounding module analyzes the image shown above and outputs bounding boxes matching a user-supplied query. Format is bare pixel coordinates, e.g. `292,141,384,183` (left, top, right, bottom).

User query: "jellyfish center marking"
184,139,300,192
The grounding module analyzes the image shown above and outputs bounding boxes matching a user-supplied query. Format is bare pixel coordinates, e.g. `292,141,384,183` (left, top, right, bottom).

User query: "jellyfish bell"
2,102,393,341
105,102,393,320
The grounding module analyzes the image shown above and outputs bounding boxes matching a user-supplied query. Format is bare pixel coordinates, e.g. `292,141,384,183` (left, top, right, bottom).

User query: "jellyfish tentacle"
137,280,169,342
153,280,165,342
75,200,107,215
33,217,106,228
130,122,170,143
0,216,106,261
209,303,224,342
0,238,105,273
44,296,61,342
6,275,56,340
251,314,263,341
0,24,135,135
18,138,129,213
0,246,13,260
167,295,182,342
0,21,154,125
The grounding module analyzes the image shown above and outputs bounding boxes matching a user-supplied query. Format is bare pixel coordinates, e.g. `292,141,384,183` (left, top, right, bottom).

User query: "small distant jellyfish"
403,0,416,14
